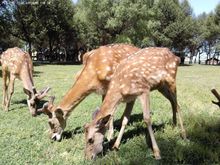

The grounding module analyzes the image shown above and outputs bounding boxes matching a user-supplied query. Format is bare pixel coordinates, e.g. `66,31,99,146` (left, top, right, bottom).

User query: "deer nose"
91,154,97,160
51,133,62,141
52,135,57,141
31,112,37,117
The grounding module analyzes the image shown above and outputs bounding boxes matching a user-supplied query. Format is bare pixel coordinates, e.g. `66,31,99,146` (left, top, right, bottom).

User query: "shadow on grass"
0,69,43,78
62,113,165,137
103,120,165,155
157,120,220,164
10,99,48,112
62,113,220,164
179,64,192,67
62,127,84,139
62,113,147,140
33,70,43,77
33,61,82,66
108,116,219,164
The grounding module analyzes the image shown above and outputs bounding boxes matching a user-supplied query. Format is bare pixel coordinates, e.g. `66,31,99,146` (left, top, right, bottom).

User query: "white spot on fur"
102,59,107,62
106,66,111,71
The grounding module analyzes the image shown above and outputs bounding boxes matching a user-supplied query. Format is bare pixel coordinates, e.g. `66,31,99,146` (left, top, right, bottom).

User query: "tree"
36,0,77,61
0,0,22,51
153,0,197,58
74,0,156,48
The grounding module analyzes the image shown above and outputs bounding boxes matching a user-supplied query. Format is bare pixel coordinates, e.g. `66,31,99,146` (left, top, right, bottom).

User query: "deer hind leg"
158,83,186,139
139,92,161,160
112,101,135,149
2,70,9,111
5,74,16,111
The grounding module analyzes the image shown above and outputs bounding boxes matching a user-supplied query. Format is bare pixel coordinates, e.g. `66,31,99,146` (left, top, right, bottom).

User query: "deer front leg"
112,101,134,149
106,116,114,141
5,74,15,111
139,92,161,160
2,70,8,111
103,94,114,141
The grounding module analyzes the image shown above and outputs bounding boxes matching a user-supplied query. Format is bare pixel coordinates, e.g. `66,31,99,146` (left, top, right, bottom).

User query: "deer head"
23,87,51,116
84,112,111,159
37,96,66,141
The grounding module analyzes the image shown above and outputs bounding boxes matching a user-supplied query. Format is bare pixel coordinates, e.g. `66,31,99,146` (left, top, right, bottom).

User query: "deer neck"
94,91,121,123
58,72,98,115
20,67,35,94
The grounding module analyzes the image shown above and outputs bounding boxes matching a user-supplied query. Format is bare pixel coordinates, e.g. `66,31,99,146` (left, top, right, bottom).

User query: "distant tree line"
1,0,220,64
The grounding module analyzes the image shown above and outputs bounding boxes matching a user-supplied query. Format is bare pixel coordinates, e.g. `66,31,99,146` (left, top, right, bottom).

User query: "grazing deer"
84,47,186,160
1,47,50,116
37,44,140,141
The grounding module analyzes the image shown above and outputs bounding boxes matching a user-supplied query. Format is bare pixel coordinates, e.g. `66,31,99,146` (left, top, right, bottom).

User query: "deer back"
81,44,140,82
109,47,180,96
1,47,33,79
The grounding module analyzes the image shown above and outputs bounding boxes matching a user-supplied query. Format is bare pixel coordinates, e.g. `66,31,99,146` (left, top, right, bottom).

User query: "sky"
71,0,220,16
189,0,220,16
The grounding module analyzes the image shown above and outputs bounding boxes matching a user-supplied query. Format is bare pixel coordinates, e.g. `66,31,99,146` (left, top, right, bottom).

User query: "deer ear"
23,88,32,99
96,114,111,127
36,96,55,117
37,102,52,118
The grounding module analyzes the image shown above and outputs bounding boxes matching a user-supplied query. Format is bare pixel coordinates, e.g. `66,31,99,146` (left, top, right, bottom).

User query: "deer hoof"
154,151,161,160
112,144,119,151
181,130,187,140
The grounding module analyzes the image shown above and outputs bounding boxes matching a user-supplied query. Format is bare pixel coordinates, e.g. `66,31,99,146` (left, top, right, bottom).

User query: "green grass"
0,64,220,164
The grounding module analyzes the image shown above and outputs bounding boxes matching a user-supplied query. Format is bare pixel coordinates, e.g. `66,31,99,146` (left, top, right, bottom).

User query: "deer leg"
158,84,186,139
112,101,135,149
103,94,114,141
107,116,114,141
5,74,15,111
102,94,106,102
2,70,8,111
139,92,161,160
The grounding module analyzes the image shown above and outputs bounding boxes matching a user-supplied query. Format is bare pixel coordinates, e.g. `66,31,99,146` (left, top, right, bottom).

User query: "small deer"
1,47,50,116
37,44,140,141
84,47,186,160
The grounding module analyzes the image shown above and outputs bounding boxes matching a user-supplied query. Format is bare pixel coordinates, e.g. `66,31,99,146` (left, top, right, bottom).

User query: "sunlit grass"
0,64,219,164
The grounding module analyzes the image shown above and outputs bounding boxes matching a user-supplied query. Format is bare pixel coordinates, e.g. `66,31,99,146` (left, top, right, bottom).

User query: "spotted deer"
1,47,50,116
37,44,140,141
84,47,186,160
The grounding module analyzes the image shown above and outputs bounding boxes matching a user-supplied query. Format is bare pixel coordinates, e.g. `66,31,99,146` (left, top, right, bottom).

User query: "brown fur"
84,47,186,160
39,44,140,141
1,47,50,115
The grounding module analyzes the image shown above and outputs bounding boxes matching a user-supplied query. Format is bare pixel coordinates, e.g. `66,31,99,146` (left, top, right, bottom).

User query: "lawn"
0,64,219,164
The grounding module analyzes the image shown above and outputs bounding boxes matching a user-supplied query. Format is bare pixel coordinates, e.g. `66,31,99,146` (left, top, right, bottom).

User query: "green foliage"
75,0,156,47
2,0,220,62
153,0,196,51
0,64,220,164
0,0,77,60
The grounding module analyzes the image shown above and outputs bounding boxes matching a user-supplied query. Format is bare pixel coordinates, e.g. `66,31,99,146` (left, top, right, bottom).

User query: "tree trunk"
49,38,53,62
28,42,32,58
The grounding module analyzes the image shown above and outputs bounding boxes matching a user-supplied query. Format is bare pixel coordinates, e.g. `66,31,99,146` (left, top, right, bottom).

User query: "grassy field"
0,64,219,164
